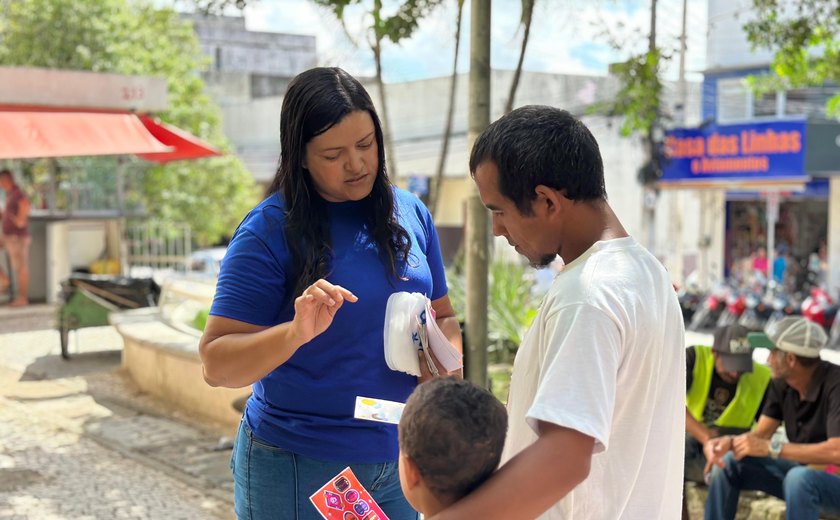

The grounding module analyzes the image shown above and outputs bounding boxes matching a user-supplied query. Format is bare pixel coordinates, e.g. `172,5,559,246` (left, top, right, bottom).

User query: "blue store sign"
661,119,807,187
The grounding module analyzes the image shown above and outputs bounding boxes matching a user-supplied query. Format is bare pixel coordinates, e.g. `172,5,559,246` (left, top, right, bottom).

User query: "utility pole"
465,0,490,388
643,0,658,253
669,0,687,285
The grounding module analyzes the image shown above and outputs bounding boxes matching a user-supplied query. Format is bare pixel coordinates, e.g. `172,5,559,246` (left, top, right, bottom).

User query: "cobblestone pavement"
0,305,235,519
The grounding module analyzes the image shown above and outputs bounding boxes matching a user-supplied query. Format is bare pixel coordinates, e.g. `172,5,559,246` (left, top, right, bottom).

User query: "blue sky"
239,0,708,83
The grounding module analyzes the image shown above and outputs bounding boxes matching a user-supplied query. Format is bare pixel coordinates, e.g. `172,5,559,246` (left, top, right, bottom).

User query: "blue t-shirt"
210,187,448,463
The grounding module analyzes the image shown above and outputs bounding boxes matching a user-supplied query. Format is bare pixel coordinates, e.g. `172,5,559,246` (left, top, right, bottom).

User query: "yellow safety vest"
686,345,771,429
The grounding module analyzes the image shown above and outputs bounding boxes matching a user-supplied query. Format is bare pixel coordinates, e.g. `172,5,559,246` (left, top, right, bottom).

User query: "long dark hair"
267,67,412,301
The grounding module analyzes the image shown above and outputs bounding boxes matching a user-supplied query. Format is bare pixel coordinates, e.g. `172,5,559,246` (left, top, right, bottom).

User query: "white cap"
748,317,828,358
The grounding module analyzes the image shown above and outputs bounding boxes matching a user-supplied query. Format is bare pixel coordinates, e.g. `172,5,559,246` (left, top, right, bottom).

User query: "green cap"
747,332,776,350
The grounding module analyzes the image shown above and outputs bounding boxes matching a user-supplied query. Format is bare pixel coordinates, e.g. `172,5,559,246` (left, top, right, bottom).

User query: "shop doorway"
725,190,828,292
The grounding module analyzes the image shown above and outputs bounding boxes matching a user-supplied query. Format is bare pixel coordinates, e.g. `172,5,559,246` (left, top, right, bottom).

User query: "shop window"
717,75,802,122
717,77,750,122
784,86,839,118
752,90,778,118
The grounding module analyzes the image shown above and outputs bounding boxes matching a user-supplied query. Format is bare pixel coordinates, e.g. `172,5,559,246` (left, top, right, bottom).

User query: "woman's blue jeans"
231,420,419,520
704,452,840,520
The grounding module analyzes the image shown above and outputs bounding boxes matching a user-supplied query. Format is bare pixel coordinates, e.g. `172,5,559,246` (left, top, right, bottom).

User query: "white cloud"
244,0,707,83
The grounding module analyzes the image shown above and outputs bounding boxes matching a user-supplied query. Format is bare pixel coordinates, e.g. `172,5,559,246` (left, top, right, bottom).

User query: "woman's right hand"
291,279,358,345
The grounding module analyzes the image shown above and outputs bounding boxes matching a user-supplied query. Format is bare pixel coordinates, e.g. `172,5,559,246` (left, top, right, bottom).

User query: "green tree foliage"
0,0,258,245
592,2,668,186
312,0,443,44
605,49,664,138
447,258,538,364
744,0,840,116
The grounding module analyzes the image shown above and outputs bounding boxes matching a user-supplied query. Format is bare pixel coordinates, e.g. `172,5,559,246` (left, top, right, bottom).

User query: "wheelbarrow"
57,274,160,359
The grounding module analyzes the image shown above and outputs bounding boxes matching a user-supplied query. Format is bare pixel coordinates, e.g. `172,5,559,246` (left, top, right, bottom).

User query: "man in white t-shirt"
429,106,685,520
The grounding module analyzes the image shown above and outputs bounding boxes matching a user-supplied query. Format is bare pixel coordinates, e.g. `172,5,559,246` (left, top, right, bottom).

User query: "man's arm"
428,421,594,520
686,407,717,444
734,435,840,465
751,414,782,439
772,438,840,465
704,415,780,473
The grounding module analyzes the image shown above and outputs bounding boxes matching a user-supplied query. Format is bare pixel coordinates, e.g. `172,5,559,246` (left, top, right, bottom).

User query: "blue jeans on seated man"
231,420,419,520
704,451,840,520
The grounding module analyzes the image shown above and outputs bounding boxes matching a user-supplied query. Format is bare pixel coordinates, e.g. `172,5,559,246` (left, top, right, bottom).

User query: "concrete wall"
183,13,316,79
219,95,282,185
117,317,249,429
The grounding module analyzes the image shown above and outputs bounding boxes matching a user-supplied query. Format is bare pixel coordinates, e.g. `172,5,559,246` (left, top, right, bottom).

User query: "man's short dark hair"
0,169,12,180
469,105,606,215
794,354,820,368
399,377,507,502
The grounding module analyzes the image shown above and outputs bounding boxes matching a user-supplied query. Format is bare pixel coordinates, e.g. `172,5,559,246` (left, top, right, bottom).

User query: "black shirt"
762,361,840,443
687,346,766,435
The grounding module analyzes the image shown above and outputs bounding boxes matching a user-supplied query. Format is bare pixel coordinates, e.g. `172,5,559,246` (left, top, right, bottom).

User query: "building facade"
183,14,316,184
662,0,840,294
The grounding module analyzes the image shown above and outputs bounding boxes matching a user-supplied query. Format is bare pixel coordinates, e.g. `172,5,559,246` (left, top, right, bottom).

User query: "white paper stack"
383,291,463,376
422,298,464,373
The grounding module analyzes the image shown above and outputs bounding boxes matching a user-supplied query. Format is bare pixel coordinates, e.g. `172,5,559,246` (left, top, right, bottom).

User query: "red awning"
136,115,222,163
0,111,221,162
0,111,171,159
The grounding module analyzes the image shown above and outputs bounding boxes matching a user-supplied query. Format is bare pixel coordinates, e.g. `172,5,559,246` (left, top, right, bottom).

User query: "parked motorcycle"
716,289,747,329
738,289,770,332
688,282,730,331
765,289,802,333
678,286,703,324
801,286,838,332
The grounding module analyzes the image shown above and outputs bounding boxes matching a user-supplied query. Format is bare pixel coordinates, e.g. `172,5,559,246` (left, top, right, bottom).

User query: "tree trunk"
505,0,535,115
465,0,491,388
429,0,464,217
372,37,398,181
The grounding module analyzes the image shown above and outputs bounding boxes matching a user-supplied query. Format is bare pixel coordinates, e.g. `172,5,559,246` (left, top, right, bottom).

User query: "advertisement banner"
661,119,807,186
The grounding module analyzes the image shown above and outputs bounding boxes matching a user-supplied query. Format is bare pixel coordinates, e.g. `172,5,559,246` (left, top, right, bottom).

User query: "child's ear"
399,452,422,490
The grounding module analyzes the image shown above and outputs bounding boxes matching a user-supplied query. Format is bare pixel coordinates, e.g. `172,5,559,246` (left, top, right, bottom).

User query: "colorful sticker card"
310,466,390,520
354,396,405,425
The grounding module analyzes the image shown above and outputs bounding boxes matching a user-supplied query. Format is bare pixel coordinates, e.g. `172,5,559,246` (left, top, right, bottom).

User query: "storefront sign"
0,66,167,112
661,119,807,186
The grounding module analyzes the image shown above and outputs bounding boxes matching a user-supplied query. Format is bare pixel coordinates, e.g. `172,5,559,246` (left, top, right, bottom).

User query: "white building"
183,14,316,183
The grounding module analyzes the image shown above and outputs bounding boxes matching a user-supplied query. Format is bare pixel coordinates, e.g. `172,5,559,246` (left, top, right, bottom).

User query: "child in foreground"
398,377,508,517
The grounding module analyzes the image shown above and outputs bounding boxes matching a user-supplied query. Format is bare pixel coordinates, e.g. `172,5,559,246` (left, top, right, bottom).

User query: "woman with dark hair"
199,67,460,520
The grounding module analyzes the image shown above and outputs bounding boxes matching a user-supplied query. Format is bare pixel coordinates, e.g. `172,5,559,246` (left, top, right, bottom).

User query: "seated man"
704,317,840,520
398,377,507,518
685,324,771,483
